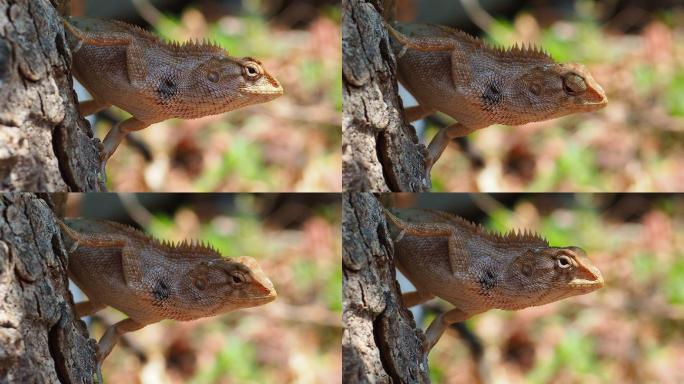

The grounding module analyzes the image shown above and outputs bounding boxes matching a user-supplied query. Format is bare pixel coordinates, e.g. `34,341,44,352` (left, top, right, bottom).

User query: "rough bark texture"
0,0,103,192
0,193,97,383
342,193,429,383
342,0,430,192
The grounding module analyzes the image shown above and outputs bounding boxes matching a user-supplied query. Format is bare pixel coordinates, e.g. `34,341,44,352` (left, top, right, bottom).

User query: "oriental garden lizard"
58,218,276,380
386,22,608,175
383,208,604,351
61,17,283,177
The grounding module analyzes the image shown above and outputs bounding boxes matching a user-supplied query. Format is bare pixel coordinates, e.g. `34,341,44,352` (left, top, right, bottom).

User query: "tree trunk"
0,193,97,382
342,0,430,192
342,193,430,383
0,0,103,192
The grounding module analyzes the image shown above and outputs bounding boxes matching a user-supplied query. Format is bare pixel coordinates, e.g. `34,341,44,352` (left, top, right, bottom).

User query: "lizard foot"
97,152,108,185
94,363,104,384
397,45,408,58
394,229,407,243
423,158,435,180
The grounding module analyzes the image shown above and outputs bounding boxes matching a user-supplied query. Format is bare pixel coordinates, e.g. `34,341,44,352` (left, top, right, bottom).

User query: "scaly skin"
386,23,608,175
58,218,276,375
383,208,604,351
62,17,283,176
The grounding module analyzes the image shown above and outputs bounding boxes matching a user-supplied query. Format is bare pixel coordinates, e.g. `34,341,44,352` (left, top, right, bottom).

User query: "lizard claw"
95,363,104,384
394,229,407,243
97,150,108,185
423,160,434,180
397,45,408,59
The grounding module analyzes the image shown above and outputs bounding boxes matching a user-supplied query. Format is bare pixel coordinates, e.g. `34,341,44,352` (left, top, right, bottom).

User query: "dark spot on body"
152,280,170,305
481,82,502,110
156,77,177,102
478,267,496,293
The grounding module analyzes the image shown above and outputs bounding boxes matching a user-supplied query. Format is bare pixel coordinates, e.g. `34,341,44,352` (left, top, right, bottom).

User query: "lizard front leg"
423,307,470,351
94,318,145,383
384,210,469,276
97,318,145,362
386,24,456,55
100,117,149,173
63,19,148,85
59,220,128,250
426,122,478,175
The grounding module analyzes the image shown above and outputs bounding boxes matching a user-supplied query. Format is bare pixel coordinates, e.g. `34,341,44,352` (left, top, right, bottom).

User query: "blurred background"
386,193,684,383
70,0,341,192
62,193,341,383
392,0,684,192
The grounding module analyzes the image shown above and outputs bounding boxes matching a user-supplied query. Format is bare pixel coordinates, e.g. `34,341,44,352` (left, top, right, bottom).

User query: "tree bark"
0,0,103,192
342,193,429,383
342,0,430,192
0,193,97,382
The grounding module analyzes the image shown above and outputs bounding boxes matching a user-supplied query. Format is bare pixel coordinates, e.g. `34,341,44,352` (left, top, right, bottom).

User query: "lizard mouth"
570,273,605,290
243,88,284,95
230,292,277,305
580,83,608,109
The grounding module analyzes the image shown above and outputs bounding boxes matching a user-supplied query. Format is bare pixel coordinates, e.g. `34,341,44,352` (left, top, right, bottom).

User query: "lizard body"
386,23,608,174
58,218,276,368
62,17,283,174
383,208,604,351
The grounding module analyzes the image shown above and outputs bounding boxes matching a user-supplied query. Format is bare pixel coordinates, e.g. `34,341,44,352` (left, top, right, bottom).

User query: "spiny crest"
436,24,555,64
111,19,227,55
490,228,549,247
423,209,549,247
166,38,226,55
156,238,222,257
500,42,554,63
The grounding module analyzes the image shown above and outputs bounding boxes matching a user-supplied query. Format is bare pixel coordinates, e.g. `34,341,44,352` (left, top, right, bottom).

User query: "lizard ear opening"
194,278,207,290
207,71,220,83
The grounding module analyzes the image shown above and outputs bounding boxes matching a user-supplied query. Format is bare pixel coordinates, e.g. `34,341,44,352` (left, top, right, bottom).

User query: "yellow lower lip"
244,88,283,95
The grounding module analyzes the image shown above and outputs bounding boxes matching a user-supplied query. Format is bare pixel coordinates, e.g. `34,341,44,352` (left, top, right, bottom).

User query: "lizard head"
504,246,604,308
184,54,283,116
186,256,277,314
511,63,607,123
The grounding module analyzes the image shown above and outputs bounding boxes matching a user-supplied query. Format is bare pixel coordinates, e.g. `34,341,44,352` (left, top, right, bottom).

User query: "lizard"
57,218,277,378
382,207,604,351
61,17,283,177
385,22,608,175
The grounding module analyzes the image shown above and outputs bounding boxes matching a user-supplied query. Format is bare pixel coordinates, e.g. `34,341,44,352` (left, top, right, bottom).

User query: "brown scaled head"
504,246,604,309
512,62,607,124
189,54,283,116
556,63,607,111
236,57,284,99
186,255,277,314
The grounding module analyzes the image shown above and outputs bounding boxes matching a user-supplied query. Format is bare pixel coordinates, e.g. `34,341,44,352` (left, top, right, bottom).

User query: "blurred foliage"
80,194,342,383
404,194,684,384
101,0,341,192
428,0,684,191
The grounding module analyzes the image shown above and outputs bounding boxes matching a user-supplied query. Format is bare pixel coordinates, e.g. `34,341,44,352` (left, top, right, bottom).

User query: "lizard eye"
207,71,220,83
557,255,573,269
562,73,587,95
244,62,262,79
230,271,247,284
